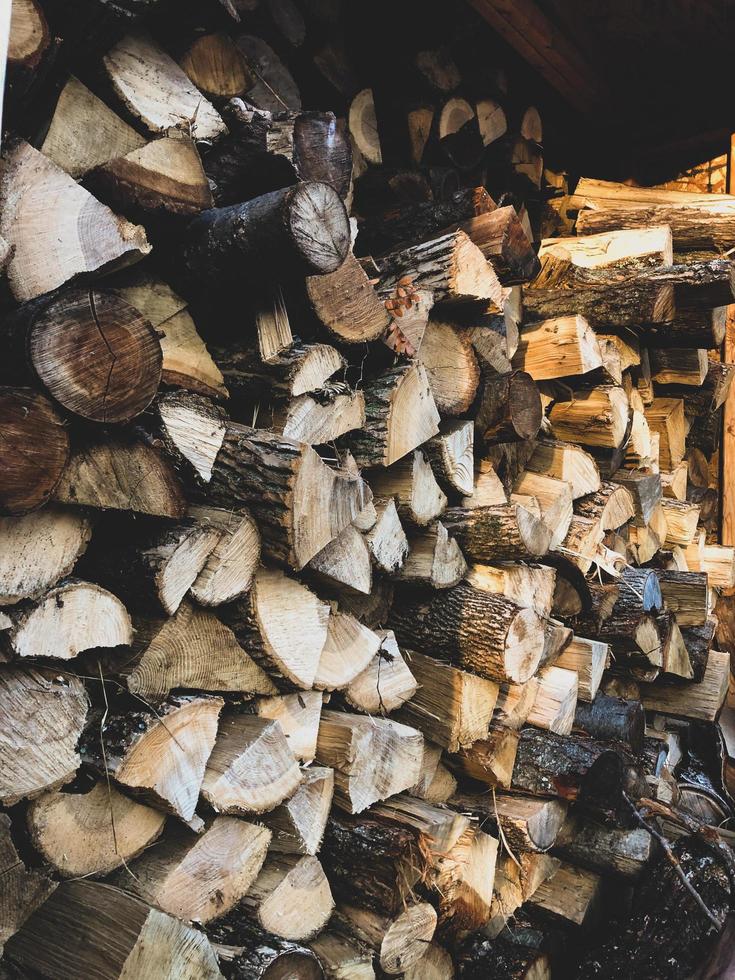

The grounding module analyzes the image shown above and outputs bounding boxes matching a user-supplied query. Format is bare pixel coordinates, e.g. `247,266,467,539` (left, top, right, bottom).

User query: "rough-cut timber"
182,182,350,285
390,581,545,683
306,251,391,344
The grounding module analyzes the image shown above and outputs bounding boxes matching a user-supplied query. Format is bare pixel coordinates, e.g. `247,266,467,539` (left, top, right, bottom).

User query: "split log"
54,437,186,518
118,817,271,924
87,520,220,617
265,766,334,855
651,347,709,387
493,678,541,730
390,581,546,683
398,649,499,751
609,468,662,524
378,230,506,309
447,206,539,284
210,920,323,979
555,636,608,701
189,505,260,606
638,650,729,721
233,854,334,941
0,388,69,516
103,33,226,140
0,810,56,948
573,695,645,753
527,440,600,498
349,88,381,165
644,397,687,469
234,35,301,112
555,515,603,574
403,943,454,980
345,628,417,715
526,860,602,927
467,562,555,617
553,813,653,879
513,314,602,380
364,498,409,575
410,745,458,803
1,578,131,662
369,450,447,526
335,902,437,976
0,140,150,302
207,426,370,568
441,503,550,563
201,712,302,815
514,471,573,548
463,457,507,508
0,666,88,806
418,315,481,415
182,182,350,287
255,689,323,763
153,391,228,487
661,498,700,546
309,525,373,594
88,134,214,217
524,278,673,329
475,369,542,444
701,544,735,588
315,710,424,813
642,306,727,349
125,600,276,699
550,386,630,449
534,227,673,285
451,792,567,854
82,694,223,821
396,522,467,589
348,362,440,467
574,482,635,530
305,251,390,344
216,338,344,403
425,419,474,496
219,567,329,689
572,177,735,251
680,617,718,682
433,828,498,935
0,507,92,605
309,931,374,979
267,111,352,198
314,612,381,691
527,665,578,736
27,779,165,878
5,881,223,979
452,726,520,789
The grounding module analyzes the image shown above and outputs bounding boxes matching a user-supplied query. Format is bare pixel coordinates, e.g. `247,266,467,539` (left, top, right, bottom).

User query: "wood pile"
1,2,734,979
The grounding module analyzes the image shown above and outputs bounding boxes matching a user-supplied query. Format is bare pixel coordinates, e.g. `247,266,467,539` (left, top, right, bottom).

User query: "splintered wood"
1,4,734,980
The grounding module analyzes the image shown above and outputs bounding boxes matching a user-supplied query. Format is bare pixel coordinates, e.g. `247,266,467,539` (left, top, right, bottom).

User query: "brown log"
369,449,447,526
442,502,551,562
452,725,520,789
475,369,543,444
211,919,323,979
390,581,545,683
418,314,481,415
335,902,437,976
179,33,253,99
265,766,334,856
553,812,654,880
456,935,550,980
0,388,69,516
0,811,56,947
305,251,390,344
5,881,223,979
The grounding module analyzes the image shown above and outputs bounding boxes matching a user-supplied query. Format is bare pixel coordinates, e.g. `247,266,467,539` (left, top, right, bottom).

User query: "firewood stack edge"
1,2,734,978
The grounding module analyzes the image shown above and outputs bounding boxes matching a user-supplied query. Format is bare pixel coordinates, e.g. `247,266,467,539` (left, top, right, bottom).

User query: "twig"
623,791,722,931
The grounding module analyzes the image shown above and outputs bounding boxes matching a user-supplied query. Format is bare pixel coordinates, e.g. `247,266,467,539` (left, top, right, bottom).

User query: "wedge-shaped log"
255,690,323,764
475,369,542,444
418,315,480,415
345,629,418,715
309,524,373,594
555,636,608,702
396,522,467,589
369,449,447,526
126,601,276,699
574,482,635,530
639,650,729,722
202,713,302,815
316,710,424,813
348,362,440,468
154,390,228,486
452,725,520,789
447,205,539,283
0,388,69,516
378,230,506,309
527,665,578,736
215,338,344,403
27,780,165,878
450,791,567,853
116,817,271,924
189,505,260,606
653,569,708,627
550,386,630,449
82,694,222,821
0,140,150,302
645,398,686,469
467,562,556,616
265,766,334,856
391,582,545,683
236,854,334,941
313,612,382,691
220,567,329,689
398,650,499,751
335,902,437,976
54,437,186,518
0,810,56,948
425,419,474,496
8,882,223,978
365,498,409,575
513,315,602,380
0,666,88,807
526,861,602,927
310,932,374,980
209,426,370,569
306,251,390,344
527,440,600,498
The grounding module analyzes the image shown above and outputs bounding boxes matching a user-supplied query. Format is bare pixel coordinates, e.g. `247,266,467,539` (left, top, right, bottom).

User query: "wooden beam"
466,0,603,115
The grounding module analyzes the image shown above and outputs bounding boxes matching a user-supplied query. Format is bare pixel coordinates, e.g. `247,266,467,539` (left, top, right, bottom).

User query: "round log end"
508,370,543,440
288,182,351,275
505,606,545,683
0,388,69,515
30,289,162,424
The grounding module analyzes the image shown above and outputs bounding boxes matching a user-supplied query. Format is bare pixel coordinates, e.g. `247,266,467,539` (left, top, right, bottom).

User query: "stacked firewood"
1,2,735,979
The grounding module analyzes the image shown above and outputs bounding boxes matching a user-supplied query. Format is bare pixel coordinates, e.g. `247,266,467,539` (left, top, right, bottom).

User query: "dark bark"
456,936,550,979
0,388,69,516
610,469,662,525
475,370,542,444
207,917,324,979
573,695,645,754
